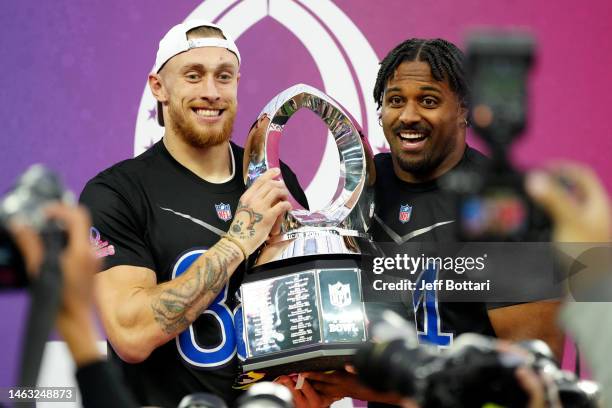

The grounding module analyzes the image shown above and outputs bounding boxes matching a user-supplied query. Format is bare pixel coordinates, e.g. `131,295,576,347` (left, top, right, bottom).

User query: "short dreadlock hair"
373,38,469,110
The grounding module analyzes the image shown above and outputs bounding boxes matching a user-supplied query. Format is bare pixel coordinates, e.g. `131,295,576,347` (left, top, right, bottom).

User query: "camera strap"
17,227,64,405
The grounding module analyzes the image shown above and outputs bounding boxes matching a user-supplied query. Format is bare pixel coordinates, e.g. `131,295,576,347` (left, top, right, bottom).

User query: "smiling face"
154,39,240,149
381,60,467,182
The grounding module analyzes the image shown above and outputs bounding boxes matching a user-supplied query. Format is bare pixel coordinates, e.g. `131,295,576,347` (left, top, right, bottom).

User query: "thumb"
270,209,288,236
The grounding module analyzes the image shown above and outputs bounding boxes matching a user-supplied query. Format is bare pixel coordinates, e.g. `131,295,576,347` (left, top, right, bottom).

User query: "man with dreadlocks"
369,37,560,356
301,38,563,408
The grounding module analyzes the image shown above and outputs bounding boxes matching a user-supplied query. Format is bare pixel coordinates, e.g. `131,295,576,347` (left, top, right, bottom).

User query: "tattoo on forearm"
230,201,263,240
215,239,241,259
151,241,239,334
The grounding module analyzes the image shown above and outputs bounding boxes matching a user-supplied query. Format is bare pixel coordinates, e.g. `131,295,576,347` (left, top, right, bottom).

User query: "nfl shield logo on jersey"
215,203,232,222
399,204,412,224
329,282,352,308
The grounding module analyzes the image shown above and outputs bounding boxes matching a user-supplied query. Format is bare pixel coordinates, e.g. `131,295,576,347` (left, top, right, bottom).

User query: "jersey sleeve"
80,176,155,272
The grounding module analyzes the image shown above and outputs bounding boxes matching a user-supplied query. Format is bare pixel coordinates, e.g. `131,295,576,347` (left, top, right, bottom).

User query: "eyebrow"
215,62,238,72
419,86,442,95
181,62,237,73
384,85,443,95
385,86,402,94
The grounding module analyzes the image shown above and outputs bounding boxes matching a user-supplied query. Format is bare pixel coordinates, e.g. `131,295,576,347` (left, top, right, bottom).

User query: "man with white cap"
80,20,306,407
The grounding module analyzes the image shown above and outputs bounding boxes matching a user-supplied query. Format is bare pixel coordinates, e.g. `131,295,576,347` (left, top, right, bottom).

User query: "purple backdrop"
2,0,611,195
1,0,611,392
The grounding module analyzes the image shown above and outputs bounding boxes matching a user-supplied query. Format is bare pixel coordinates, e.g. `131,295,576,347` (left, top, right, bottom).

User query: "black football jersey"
370,147,497,342
79,140,305,408
367,147,497,408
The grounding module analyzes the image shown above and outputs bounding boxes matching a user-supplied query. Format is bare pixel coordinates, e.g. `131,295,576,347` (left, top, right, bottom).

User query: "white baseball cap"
154,19,241,73
153,20,241,126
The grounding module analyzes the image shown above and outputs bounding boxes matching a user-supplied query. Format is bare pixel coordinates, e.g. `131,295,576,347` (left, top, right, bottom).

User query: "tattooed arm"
94,169,291,363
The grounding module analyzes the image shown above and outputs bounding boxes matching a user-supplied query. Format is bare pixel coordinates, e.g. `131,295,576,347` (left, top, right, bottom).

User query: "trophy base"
242,343,361,374
238,257,369,376
234,346,359,389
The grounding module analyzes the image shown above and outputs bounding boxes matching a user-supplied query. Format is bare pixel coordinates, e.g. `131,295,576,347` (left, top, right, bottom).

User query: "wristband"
222,234,249,261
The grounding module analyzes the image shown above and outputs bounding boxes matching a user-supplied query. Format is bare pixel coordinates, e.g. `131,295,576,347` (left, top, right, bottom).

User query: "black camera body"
0,165,72,390
356,334,532,407
354,312,600,408
447,32,550,241
420,336,532,408
0,165,72,290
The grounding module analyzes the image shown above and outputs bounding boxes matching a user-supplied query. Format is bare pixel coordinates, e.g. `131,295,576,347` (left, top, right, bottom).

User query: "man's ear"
236,72,241,85
148,73,168,103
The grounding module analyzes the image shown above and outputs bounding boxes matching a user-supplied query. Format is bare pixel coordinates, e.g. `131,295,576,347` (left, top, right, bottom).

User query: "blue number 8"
171,249,236,368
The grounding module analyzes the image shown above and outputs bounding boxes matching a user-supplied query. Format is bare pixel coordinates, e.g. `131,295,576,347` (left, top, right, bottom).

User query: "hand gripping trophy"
235,84,380,383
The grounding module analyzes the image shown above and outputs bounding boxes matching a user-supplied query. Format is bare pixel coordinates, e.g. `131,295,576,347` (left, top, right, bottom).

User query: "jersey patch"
399,204,412,223
215,203,233,222
89,226,115,258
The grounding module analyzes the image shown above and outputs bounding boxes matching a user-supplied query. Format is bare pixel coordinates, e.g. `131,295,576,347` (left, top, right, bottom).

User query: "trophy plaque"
236,84,379,377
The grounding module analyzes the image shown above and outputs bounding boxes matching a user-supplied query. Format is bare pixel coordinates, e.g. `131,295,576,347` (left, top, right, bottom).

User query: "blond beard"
167,101,236,149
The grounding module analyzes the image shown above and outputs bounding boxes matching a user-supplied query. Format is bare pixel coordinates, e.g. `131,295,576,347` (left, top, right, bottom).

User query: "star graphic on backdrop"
148,105,157,120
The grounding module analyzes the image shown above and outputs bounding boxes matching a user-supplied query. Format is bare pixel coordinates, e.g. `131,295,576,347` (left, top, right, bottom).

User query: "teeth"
194,109,220,117
399,132,425,140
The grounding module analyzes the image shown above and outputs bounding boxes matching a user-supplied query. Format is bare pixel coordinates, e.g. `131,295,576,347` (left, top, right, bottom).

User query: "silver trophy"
237,84,379,377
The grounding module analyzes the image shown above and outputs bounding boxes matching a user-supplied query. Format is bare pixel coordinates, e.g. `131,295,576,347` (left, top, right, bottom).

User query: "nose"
199,74,221,102
398,100,421,125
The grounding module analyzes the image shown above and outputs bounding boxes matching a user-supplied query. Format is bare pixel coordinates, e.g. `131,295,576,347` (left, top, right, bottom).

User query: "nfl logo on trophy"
329,282,352,308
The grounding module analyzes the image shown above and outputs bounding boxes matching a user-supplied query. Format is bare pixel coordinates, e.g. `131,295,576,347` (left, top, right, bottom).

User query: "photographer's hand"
526,162,611,242
303,368,404,405
274,375,339,408
8,221,44,280
46,204,102,366
515,367,562,408
9,204,102,365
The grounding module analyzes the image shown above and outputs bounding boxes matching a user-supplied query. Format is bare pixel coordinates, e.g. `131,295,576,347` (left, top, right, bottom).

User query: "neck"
163,131,232,183
393,143,467,184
